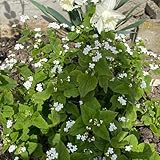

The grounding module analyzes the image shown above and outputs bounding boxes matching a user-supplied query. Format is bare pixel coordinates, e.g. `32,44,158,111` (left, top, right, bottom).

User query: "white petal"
96,19,104,34
102,0,117,10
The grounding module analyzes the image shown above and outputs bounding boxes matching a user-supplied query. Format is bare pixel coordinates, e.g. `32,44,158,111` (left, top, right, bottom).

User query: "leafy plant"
0,2,160,160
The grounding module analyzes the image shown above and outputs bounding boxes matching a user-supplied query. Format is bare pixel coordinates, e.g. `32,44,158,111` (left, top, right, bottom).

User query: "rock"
138,19,160,53
118,0,147,17
145,0,160,19
152,0,160,7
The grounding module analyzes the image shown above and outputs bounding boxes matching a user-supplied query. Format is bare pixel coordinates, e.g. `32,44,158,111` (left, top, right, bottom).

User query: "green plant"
0,2,160,160
30,0,144,33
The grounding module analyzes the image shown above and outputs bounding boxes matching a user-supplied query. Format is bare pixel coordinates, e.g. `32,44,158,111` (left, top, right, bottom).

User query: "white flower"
125,145,133,152
7,120,13,128
90,0,125,33
118,72,127,79
92,52,102,62
149,64,159,70
91,0,99,4
108,123,117,132
35,33,42,39
14,43,24,50
105,147,114,156
75,42,82,48
117,96,127,106
8,145,17,153
140,80,147,89
51,65,63,74
48,22,60,29
64,120,75,132
14,157,19,160
23,81,32,90
89,63,95,69
79,100,83,105
59,0,74,11
83,45,92,55
60,23,69,28
21,146,26,153
20,15,29,23
12,24,17,28
34,28,41,32
143,71,149,76
36,83,43,92
33,15,38,19
46,148,58,160
34,44,39,49
53,102,64,112
111,154,118,160
67,142,78,153
118,116,126,122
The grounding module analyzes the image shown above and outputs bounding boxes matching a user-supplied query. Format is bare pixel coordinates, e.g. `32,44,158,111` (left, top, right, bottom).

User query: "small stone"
152,135,159,143
152,0,160,7
145,0,160,19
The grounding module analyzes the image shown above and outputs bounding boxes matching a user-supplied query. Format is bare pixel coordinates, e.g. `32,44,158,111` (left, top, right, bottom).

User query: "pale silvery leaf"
90,0,125,33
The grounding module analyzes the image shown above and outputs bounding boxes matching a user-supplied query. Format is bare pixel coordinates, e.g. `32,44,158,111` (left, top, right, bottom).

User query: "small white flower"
118,72,127,79
7,120,13,128
33,15,38,19
35,33,42,39
8,145,17,153
12,24,17,28
111,154,118,160
34,44,39,49
76,134,81,140
105,147,114,156
53,102,64,112
75,42,81,48
48,22,60,29
60,23,69,28
125,145,133,152
34,28,41,32
89,63,95,69
36,83,43,92
20,15,29,23
91,0,99,4
46,148,58,160
140,80,147,89
51,65,63,74
118,116,126,122
92,52,102,62
23,80,32,90
14,43,24,50
21,146,26,152
149,64,159,70
14,157,19,160
136,103,141,109
143,71,149,76
117,96,127,106
108,123,117,132
71,26,75,31
79,100,83,105
67,142,78,153
64,120,75,132
83,45,92,55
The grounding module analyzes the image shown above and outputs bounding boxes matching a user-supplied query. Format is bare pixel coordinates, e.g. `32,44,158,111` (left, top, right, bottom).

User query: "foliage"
0,2,160,160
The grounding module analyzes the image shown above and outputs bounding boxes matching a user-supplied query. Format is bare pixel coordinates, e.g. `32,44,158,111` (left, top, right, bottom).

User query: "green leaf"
10,132,19,143
71,153,91,160
100,110,117,125
18,65,33,78
118,19,145,31
2,106,14,118
115,0,130,9
98,75,108,93
46,7,72,26
69,117,86,136
141,115,152,126
48,110,61,127
83,97,101,110
95,59,111,76
81,104,97,125
34,70,47,83
64,87,79,98
93,124,110,141
65,103,80,118
32,112,49,129
68,9,82,26
77,73,98,97
27,142,38,155
56,141,70,160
